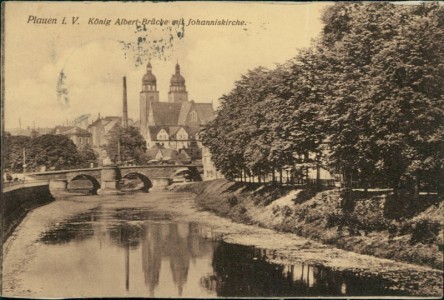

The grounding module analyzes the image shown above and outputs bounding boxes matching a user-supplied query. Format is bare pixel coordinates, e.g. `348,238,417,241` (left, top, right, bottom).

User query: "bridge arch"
170,168,195,182
68,174,101,195
120,172,152,192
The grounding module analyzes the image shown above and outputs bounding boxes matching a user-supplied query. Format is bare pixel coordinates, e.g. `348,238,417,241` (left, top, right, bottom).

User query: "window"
190,110,197,122
157,130,169,141
178,131,187,140
79,138,83,144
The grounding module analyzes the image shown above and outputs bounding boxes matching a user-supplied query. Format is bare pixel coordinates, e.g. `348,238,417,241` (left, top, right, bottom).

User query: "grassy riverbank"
172,179,443,270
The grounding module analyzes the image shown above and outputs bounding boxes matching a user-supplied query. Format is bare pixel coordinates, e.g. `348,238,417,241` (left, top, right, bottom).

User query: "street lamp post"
23,147,27,175
117,140,122,165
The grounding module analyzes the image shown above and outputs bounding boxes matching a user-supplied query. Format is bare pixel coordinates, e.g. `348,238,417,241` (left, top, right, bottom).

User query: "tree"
3,132,31,172
27,134,81,170
78,144,98,168
317,2,444,195
201,67,266,179
267,51,328,186
202,2,443,196
106,125,148,165
366,2,444,196
201,67,290,181
314,3,394,188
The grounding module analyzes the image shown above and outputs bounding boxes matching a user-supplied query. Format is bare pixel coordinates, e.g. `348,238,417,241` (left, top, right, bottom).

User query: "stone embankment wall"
2,183,54,241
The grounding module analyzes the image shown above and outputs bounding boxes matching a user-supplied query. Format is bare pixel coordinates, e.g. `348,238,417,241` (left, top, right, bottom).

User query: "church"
139,62,214,160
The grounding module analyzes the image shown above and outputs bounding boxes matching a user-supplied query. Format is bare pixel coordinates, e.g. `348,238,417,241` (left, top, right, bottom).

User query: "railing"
119,164,203,169
26,168,102,176
3,180,28,189
23,164,203,176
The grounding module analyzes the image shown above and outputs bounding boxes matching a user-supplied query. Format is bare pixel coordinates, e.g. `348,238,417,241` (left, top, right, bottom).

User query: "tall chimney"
122,76,128,128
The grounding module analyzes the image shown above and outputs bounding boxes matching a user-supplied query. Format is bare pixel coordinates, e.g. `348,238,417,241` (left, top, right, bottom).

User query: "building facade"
139,62,214,163
87,116,135,148
53,125,92,148
87,116,121,148
202,146,224,180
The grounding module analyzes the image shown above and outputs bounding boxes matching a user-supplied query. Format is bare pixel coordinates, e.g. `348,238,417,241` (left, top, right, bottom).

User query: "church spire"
142,60,157,87
140,59,160,138
168,62,188,103
147,60,153,71
175,61,180,74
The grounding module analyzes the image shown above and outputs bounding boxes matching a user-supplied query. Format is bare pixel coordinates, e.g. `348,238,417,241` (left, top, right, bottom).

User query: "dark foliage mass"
201,2,443,196
3,133,32,172
105,125,149,165
3,132,97,172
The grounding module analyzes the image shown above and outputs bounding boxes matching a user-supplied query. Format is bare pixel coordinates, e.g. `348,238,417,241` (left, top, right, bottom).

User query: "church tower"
140,62,159,137
168,63,188,103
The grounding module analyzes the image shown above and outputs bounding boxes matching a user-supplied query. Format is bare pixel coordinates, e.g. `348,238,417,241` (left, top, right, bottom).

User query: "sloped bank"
172,179,443,270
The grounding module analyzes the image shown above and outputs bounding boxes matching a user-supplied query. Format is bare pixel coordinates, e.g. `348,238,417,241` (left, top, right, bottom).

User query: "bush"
227,195,238,207
272,205,280,215
293,188,318,204
326,209,345,228
398,220,414,235
410,219,441,244
351,200,389,233
281,205,293,217
387,220,400,238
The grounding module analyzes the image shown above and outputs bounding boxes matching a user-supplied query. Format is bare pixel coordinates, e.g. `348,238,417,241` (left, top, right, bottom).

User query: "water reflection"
38,208,217,297
36,208,410,297
204,242,409,297
39,211,97,244
141,223,162,296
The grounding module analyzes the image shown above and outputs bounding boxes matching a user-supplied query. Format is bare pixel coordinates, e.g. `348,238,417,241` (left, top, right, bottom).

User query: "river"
2,191,442,298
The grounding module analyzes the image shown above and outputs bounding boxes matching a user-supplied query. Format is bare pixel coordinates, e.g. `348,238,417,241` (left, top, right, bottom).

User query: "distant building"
202,146,224,180
87,116,134,148
6,124,92,149
7,127,53,137
71,114,91,129
87,116,121,148
53,125,92,148
146,146,192,165
139,62,214,160
53,126,74,135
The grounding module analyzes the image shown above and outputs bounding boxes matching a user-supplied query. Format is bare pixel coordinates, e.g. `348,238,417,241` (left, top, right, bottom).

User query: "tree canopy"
3,126,147,172
105,125,149,165
3,133,96,172
3,133,32,172
201,2,443,195
78,144,98,168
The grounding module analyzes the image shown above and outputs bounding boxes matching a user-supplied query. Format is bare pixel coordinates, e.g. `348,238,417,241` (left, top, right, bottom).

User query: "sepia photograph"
1,1,443,298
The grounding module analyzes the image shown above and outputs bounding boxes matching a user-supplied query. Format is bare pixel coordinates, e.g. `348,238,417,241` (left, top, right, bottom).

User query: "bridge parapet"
3,180,49,193
26,164,203,195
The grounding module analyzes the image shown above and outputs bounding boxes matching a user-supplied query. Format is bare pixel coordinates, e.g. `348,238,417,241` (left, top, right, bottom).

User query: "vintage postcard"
2,1,443,298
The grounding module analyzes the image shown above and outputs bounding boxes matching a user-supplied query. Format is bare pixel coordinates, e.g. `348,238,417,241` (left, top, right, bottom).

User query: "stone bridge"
28,164,202,195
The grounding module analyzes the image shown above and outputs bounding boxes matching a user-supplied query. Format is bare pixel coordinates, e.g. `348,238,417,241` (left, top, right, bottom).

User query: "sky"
4,1,330,129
